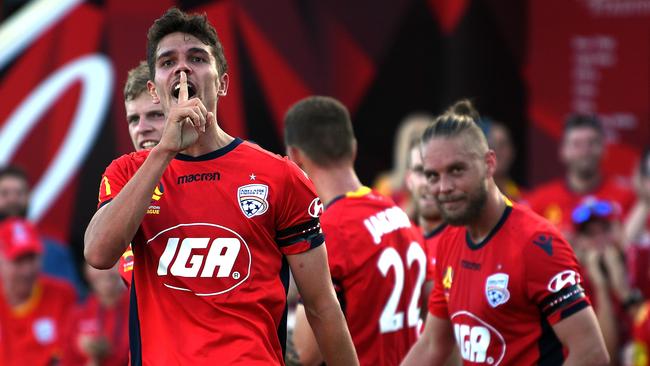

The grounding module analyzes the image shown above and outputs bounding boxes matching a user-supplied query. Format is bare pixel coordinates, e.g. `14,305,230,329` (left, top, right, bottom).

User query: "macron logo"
533,234,553,256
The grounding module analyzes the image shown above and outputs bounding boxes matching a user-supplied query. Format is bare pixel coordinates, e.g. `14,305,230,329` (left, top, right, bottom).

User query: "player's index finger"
179,71,188,103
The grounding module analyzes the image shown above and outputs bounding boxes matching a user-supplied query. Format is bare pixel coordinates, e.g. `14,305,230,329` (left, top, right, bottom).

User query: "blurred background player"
285,96,426,366
525,114,635,236
374,113,432,220
404,137,445,311
484,119,525,201
85,8,357,365
0,218,76,365
402,100,609,366
0,165,83,295
117,61,166,287
63,262,129,366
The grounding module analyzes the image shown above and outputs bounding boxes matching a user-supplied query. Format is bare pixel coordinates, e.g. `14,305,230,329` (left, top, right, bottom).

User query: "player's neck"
567,170,601,193
420,216,444,234
310,165,363,206
181,125,234,157
466,184,507,242
3,283,33,307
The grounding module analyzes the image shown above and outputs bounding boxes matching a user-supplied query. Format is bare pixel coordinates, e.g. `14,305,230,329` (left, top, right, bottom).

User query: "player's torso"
438,216,542,365
130,146,292,365
322,192,424,365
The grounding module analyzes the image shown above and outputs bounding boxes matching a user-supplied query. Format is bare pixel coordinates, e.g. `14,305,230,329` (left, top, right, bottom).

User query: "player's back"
321,187,425,366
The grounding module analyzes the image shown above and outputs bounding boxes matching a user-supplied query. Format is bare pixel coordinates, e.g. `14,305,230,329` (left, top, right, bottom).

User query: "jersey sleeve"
275,159,324,255
97,156,132,209
428,246,450,319
524,230,590,326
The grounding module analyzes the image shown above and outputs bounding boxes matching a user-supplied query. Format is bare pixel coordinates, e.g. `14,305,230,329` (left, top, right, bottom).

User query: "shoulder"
40,275,77,299
510,204,572,257
524,179,566,203
106,150,149,171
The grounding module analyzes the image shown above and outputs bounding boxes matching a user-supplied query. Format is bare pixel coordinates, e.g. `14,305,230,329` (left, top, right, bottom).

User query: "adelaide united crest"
238,184,269,218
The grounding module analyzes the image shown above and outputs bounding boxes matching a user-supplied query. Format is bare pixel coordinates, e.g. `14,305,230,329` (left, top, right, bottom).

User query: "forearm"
401,314,455,366
84,147,175,268
624,201,650,245
303,301,358,366
591,285,618,363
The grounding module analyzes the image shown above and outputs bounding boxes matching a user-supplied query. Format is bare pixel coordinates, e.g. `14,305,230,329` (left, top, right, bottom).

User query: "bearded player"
401,100,609,366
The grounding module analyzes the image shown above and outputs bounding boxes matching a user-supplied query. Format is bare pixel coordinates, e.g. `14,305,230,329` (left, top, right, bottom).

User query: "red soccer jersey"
429,201,590,365
0,276,76,366
424,224,447,282
524,177,634,234
62,291,130,366
322,187,426,366
97,138,324,365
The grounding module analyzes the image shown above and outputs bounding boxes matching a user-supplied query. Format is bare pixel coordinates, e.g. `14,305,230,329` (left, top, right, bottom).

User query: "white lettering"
363,206,411,245
455,324,490,363
201,238,240,277
170,238,210,277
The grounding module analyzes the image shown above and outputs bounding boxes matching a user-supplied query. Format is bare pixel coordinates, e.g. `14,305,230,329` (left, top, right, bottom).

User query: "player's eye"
160,59,174,68
191,56,206,63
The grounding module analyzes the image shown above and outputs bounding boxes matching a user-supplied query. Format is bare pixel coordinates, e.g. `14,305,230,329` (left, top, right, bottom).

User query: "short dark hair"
147,7,228,80
284,96,355,166
0,165,29,187
421,99,488,154
123,61,150,102
563,114,604,137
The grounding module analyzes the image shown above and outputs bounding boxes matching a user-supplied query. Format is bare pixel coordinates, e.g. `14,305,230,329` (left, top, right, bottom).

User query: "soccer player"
118,61,166,286
285,96,426,365
401,100,610,365
84,8,357,365
0,218,76,365
525,114,634,235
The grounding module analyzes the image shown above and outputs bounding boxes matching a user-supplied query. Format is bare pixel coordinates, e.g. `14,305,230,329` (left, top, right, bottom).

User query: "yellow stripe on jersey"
346,186,372,198
103,176,111,196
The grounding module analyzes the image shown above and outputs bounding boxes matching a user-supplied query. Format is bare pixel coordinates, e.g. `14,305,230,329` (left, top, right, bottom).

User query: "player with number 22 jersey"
323,186,426,365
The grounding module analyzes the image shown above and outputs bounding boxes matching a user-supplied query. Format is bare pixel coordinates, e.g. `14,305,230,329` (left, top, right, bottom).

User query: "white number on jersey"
377,241,427,333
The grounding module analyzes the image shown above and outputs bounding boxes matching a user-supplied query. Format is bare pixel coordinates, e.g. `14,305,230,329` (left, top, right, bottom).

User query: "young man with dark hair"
526,114,635,235
401,100,609,366
285,96,425,365
85,8,357,366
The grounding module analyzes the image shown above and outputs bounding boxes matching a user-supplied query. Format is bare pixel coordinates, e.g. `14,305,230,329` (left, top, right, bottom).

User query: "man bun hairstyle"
421,99,489,154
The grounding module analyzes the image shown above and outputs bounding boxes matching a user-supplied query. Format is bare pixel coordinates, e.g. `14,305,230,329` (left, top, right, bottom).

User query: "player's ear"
217,73,229,96
148,80,160,104
485,149,497,178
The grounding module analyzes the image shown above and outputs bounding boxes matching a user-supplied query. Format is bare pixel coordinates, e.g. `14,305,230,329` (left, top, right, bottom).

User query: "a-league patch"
238,184,269,218
485,273,510,308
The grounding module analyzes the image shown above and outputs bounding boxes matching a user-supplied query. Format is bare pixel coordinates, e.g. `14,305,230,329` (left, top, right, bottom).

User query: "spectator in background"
525,114,635,236
0,166,84,296
374,113,432,219
117,60,166,287
63,263,129,366
571,198,638,364
0,218,76,365
485,120,525,201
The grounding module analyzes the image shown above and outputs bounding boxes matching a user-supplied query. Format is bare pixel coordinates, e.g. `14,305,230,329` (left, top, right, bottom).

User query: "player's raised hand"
157,71,208,153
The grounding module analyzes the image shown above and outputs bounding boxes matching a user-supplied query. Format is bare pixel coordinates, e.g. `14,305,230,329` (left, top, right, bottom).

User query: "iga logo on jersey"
451,311,506,365
150,223,252,296
547,270,580,293
238,184,269,218
485,273,510,308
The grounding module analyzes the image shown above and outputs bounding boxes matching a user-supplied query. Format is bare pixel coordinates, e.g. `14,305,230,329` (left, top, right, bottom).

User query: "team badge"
485,273,510,308
238,184,269,218
33,317,56,344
